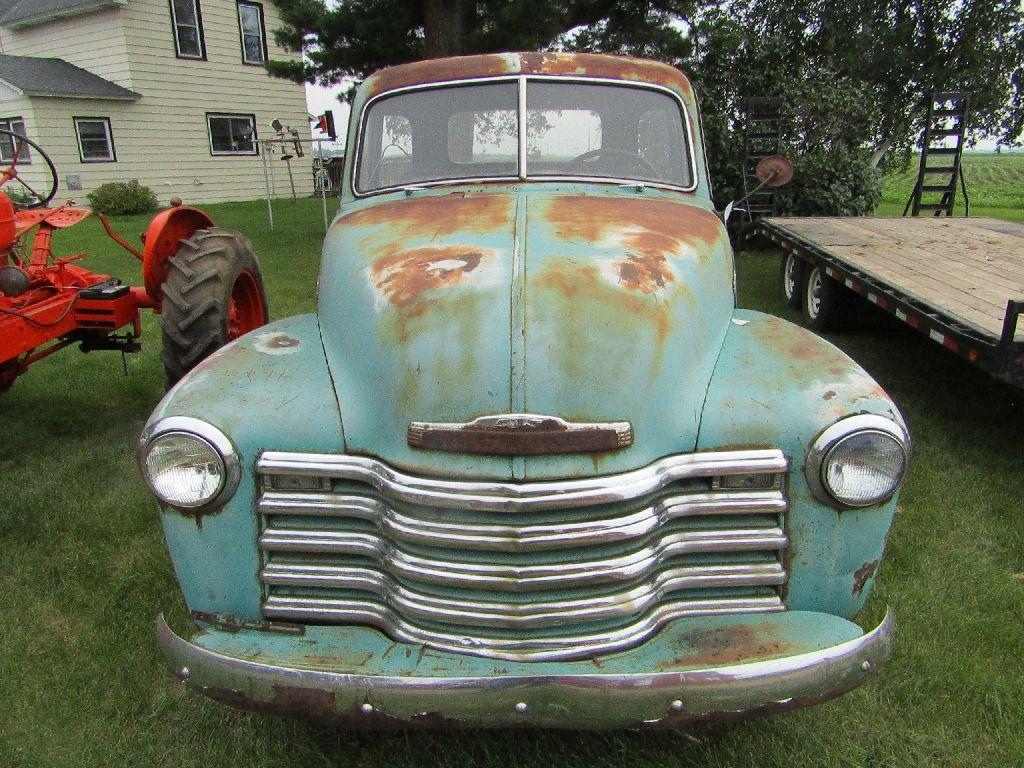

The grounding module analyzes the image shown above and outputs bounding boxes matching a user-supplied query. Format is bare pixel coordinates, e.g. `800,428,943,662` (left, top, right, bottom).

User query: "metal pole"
260,139,274,231
318,139,328,233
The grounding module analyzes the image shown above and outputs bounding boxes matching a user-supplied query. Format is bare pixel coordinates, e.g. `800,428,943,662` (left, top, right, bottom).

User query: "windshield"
355,80,693,193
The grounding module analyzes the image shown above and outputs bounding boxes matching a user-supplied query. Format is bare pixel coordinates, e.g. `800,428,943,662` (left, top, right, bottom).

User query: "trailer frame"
754,217,1024,388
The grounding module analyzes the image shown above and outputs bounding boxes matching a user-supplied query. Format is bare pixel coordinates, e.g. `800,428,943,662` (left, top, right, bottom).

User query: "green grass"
2,166,1024,767
877,151,1024,220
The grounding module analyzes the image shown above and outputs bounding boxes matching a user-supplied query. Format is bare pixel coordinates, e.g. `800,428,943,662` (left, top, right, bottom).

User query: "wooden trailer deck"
755,216,1024,387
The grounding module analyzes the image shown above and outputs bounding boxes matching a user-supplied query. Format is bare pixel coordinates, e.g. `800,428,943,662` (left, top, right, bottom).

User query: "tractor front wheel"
160,227,269,386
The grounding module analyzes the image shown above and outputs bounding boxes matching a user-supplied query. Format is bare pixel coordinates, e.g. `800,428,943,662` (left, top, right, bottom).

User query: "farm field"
1,160,1023,767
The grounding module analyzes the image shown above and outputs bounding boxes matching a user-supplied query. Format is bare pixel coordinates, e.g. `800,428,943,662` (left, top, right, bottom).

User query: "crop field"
878,151,1024,216
1,156,1023,767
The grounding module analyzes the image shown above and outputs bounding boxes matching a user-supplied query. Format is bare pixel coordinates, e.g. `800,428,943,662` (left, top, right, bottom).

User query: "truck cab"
138,52,908,728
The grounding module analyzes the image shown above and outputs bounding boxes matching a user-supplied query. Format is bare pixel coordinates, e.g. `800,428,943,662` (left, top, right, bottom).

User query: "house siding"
0,8,134,89
0,0,313,205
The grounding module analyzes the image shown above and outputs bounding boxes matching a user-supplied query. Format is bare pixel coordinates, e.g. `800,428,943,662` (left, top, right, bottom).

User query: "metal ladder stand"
741,97,784,221
903,92,971,217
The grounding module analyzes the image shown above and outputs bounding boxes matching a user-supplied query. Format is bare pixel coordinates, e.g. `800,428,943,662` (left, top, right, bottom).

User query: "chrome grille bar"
259,490,786,551
257,449,788,512
260,594,785,662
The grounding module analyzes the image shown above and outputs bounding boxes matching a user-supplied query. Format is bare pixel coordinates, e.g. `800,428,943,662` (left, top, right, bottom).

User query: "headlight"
138,417,239,509
806,415,909,508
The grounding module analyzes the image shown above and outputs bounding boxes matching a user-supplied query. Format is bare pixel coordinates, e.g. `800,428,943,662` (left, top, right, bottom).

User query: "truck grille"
256,449,789,661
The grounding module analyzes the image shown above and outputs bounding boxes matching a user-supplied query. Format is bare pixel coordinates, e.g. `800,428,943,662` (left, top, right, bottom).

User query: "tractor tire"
160,227,269,386
780,251,805,310
801,263,853,332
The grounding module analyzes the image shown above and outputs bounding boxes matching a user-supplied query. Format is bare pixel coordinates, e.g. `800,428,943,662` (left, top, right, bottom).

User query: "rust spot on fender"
265,335,299,349
664,622,794,668
852,560,880,596
371,246,485,307
823,390,837,400
339,193,514,240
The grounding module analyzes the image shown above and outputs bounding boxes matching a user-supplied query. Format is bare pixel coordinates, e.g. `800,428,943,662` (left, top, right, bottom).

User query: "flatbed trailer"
754,216,1024,388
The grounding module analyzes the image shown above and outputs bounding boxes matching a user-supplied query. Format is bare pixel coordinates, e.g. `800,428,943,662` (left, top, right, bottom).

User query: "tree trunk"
423,0,468,58
870,141,892,169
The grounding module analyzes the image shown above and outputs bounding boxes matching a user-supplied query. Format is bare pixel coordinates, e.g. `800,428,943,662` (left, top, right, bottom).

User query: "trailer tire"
780,251,805,309
801,264,851,332
160,227,269,386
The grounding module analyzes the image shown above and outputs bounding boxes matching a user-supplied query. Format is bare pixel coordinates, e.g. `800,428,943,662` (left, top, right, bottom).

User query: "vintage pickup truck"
138,52,909,728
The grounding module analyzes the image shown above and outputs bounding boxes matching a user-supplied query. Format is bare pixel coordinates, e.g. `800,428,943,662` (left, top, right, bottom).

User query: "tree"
267,0,695,92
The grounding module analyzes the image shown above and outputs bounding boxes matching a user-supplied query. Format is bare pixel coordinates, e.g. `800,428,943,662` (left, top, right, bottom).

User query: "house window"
0,117,31,164
237,2,267,65
170,0,205,59
74,117,116,163
207,113,257,155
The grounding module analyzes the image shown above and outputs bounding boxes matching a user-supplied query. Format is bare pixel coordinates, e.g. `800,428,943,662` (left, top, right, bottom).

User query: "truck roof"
363,51,694,100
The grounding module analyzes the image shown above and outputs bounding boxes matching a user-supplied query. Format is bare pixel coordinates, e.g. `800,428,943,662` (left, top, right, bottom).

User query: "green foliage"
86,179,158,216
266,0,694,93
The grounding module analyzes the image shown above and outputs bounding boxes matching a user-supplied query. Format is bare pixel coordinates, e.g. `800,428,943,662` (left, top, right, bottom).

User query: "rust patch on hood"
372,246,485,307
852,560,880,596
617,255,674,294
339,193,514,240
546,197,723,293
663,622,795,668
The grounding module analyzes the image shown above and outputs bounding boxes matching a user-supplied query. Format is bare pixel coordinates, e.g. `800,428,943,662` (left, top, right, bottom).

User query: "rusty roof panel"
365,52,693,99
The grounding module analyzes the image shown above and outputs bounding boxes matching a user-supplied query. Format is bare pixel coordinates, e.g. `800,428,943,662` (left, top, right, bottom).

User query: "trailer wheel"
801,264,851,331
780,251,805,309
160,227,269,386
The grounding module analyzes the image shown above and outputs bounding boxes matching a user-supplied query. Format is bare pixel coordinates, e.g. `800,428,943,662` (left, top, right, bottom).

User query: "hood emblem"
408,413,633,456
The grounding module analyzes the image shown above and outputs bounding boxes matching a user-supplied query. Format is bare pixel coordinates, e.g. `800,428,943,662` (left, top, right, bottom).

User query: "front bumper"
157,608,894,729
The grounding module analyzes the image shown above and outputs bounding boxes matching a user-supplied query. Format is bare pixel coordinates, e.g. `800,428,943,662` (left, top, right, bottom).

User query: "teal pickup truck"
138,52,909,728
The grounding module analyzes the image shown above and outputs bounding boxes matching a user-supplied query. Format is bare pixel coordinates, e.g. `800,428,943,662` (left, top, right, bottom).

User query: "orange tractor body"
0,131,268,394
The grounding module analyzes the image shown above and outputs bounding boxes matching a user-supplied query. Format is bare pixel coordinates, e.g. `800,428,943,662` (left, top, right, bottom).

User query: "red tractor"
0,130,269,395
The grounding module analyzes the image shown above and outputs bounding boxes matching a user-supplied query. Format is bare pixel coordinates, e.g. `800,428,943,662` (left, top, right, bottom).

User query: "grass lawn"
2,160,1023,767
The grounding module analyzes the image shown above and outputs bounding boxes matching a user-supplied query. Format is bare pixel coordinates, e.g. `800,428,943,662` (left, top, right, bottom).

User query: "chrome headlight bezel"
805,414,910,509
137,416,241,510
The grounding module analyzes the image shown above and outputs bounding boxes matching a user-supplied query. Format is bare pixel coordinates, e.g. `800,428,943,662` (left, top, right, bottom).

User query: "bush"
87,179,158,215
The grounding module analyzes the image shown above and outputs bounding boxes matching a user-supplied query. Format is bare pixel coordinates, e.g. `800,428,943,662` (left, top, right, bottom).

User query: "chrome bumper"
156,609,894,729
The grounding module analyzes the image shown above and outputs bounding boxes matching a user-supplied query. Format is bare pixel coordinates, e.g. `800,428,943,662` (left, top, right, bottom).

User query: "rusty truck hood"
317,187,734,480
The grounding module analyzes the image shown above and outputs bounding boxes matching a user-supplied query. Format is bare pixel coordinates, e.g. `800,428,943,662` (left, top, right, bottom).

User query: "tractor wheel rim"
807,269,822,318
784,254,798,299
227,270,266,339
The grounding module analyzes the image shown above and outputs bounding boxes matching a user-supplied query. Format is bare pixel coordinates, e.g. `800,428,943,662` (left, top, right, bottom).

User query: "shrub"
87,179,158,215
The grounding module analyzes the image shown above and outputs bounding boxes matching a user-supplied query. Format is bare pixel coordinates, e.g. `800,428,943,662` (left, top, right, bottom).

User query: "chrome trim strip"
259,489,787,551
157,609,895,727
351,74,700,198
256,449,788,512
804,414,911,509
260,561,786,629
260,595,785,661
137,416,241,511
258,526,788,590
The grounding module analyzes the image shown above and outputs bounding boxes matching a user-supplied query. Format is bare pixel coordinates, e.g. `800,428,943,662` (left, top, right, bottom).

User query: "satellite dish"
271,119,284,133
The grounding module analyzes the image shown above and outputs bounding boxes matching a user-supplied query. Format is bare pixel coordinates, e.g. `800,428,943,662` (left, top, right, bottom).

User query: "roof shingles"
0,54,140,100
0,0,124,28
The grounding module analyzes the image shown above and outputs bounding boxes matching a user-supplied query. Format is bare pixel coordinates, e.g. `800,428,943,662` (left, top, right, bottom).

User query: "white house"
0,0,313,205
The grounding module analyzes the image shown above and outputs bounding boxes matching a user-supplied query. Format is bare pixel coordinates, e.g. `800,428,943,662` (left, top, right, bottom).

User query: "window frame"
237,1,268,66
73,116,116,163
0,116,31,165
169,0,207,60
206,112,259,156
351,75,698,198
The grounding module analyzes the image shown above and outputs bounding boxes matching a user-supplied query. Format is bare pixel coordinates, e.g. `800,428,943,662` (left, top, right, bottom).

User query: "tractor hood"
317,187,735,480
